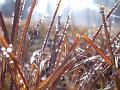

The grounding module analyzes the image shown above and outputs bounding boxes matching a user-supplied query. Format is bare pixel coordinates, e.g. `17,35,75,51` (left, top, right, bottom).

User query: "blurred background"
0,0,120,27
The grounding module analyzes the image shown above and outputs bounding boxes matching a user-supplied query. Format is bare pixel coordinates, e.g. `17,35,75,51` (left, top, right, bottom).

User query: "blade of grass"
16,0,37,61
36,0,62,69
11,0,22,48
49,14,71,73
82,34,113,66
0,11,10,44
36,0,62,85
100,5,115,65
80,1,120,56
0,36,29,89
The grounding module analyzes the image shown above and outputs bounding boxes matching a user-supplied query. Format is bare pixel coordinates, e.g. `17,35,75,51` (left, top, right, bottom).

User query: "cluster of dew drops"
1,44,13,58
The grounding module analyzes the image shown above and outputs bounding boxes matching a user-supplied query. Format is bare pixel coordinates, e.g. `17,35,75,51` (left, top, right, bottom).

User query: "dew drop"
9,61,14,64
7,47,12,53
6,54,9,58
3,51,7,55
20,79,23,84
1,47,6,51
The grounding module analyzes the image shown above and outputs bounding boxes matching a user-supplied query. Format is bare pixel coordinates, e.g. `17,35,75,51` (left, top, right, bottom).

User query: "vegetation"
0,0,120,90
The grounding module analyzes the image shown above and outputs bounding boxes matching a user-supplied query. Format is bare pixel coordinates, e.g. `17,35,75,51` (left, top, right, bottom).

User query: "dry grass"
0,0,120,90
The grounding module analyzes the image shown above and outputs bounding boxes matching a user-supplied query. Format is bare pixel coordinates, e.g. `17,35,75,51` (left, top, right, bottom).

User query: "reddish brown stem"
16,0,36,61
100,5,115,65
82,34,113,66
